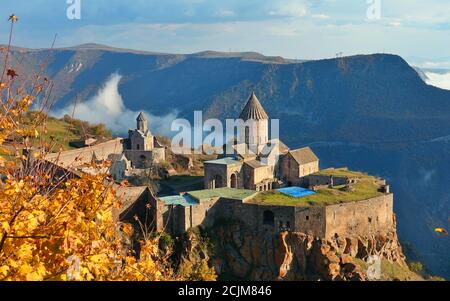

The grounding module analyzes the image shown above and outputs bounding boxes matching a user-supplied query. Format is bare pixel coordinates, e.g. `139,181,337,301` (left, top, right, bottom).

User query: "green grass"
187,187,256,201
313,168,372,178
380,260,424,281
249,169,383,207
353,258,424,281
35,118,80,151
22,111,112,151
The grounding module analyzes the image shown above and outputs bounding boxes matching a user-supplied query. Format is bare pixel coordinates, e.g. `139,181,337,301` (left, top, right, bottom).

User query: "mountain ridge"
2,44,450,278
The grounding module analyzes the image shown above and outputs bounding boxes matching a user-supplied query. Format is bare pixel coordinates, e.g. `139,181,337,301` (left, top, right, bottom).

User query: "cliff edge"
178,219,422,281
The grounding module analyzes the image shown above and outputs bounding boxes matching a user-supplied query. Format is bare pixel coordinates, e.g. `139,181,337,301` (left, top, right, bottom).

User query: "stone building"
124,112,166,170
149,187,395,240
44,112,166,182
108,153,132,182
204,92,319,191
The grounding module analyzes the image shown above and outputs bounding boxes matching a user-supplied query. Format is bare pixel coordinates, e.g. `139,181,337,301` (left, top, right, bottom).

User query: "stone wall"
306,175,348,187
153,192,395,241
294,206,327,237
203,163,244,189
299,161,320,177
324,194,394,240
204,163,228,189
124,147,165,168
279,153,299,184
129,130,154,151
45,138,125,168
253,165,274,187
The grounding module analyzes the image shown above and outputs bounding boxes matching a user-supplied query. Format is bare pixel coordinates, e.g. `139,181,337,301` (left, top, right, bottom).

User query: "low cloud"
424,71,450,91
52,73,178,136
269,1,308,18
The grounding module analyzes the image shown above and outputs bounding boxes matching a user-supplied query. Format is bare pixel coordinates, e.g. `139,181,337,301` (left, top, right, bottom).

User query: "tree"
0,15,216,281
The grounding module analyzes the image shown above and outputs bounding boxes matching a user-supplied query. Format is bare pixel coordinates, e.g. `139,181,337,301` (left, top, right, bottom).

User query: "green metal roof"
187,188,256,201
159,194,199,207
204,157,241,166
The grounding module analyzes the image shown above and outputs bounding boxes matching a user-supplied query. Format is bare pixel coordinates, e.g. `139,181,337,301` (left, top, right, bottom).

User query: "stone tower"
239,92,269,153
137,112,149,134
129,112,154,151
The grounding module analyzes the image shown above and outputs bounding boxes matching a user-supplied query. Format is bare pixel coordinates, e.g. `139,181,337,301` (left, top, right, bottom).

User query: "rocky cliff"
5,44,449,278
178,220,417,281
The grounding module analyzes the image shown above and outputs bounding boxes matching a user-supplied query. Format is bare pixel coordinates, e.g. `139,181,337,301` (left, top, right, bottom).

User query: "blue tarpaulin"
277,187,316,198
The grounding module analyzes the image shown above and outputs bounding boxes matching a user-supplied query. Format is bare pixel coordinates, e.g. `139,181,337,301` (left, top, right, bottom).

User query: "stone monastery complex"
41,93,396,241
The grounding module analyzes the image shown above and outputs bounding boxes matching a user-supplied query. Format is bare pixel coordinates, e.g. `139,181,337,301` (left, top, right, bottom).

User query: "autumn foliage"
0,15,216,281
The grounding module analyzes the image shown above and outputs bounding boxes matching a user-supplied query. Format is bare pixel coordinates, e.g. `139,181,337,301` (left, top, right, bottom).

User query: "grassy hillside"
23,112,112,151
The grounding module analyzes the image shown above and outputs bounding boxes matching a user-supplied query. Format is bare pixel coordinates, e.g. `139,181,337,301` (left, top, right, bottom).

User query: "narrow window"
306,216,309,221
263,210,275,226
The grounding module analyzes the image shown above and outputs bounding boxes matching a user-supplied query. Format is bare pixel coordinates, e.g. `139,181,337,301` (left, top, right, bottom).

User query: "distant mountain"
2,45,450,278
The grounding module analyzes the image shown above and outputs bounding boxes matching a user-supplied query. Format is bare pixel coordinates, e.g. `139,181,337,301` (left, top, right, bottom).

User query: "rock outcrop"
178,222,407,281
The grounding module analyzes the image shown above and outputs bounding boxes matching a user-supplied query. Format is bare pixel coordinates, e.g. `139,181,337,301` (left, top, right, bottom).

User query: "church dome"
239,92,269,120
137,112,147,121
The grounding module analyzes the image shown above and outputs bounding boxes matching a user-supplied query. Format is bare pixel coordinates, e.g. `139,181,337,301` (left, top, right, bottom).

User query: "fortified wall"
150,190,395,240
45,138,126,168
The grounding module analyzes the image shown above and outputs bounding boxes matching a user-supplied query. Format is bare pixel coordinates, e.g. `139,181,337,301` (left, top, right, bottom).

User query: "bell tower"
238,92,269,153
137,112,149,134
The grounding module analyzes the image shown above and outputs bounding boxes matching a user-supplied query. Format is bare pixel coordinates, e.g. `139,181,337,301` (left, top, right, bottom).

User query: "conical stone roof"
137,112,147,121
239,92,269,120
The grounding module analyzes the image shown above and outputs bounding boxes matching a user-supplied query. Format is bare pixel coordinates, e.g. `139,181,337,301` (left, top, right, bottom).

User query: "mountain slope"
2,45,450,278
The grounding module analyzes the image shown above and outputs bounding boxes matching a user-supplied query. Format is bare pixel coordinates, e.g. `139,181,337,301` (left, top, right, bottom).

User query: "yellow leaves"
1,221,10,233
0,265,10,277
16,244,35,260
435,228,448,235
18,263,46,281
18,263,32,276
8,14,18,23
3,179,25,196
0,12,178,282
122,224,133,237
90,254,107,264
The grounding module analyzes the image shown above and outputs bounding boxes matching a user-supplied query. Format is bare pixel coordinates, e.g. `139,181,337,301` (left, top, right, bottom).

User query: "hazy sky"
1,0,449,66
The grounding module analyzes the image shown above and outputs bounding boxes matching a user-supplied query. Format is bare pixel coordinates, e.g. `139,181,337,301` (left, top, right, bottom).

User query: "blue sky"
1,0,449,65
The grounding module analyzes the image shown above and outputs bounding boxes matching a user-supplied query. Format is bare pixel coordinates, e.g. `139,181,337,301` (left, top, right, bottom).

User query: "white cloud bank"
52,73,178,136
425,72,450,91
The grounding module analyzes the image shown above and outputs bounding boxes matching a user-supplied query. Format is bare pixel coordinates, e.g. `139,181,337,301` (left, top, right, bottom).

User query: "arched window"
213,174,223,189
263,210,275,226
245,127,250,144
230,173,238,188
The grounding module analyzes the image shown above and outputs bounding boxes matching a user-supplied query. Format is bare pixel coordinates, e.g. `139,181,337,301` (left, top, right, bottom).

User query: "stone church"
107,112,166,180
121,112,166,169
204,92,319,191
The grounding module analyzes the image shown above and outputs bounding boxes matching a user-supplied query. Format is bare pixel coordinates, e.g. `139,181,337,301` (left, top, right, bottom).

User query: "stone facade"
125,112,165,169
108,154,131,181
204,93,319,191
151,189,395,239
324,194,394,240
45,138,126,168
44,112,166,182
